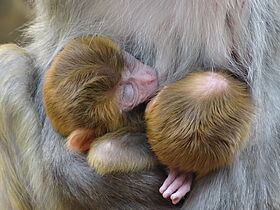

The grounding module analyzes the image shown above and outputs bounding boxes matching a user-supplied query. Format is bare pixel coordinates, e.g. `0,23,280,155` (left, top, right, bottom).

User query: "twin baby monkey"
43,35,254,205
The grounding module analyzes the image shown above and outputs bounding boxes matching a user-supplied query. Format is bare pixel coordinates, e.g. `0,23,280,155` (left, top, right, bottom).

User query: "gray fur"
0,0,280,209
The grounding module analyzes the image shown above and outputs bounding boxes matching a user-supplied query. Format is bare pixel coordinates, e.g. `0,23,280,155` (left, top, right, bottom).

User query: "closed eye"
122,83,135,103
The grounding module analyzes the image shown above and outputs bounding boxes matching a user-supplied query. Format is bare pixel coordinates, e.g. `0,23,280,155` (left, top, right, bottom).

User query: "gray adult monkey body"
0,0,280,209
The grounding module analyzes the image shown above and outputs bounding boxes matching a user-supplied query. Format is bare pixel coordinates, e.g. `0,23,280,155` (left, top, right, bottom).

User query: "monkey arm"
0,44,175,209
87,130,158,175
0,44,39,209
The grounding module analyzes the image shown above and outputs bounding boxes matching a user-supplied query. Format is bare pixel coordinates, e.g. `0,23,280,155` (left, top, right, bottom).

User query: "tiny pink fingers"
159,168,179,194
170,179,192,205
162,173,186,199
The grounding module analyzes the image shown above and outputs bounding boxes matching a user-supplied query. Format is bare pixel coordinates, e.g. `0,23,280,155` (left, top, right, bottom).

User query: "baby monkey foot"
159,168,193,205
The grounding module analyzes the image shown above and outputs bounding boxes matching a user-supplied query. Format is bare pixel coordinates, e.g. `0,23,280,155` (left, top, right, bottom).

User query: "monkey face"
116,52,159,112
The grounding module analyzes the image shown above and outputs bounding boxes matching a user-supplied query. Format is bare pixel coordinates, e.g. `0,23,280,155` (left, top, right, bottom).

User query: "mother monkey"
0,0,280,209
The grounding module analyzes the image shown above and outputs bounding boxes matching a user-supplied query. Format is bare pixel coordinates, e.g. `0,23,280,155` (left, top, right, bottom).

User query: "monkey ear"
67,128,97,152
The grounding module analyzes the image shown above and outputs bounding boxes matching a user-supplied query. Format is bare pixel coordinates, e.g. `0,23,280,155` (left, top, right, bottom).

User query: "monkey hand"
159,168,193,205
87,131,157,175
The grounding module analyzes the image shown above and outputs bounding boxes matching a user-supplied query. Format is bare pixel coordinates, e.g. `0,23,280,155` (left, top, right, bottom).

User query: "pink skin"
116,52,159,112
160,169,193,205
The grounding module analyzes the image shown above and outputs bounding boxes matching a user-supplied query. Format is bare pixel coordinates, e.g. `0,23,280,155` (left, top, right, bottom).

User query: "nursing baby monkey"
43,35,254,205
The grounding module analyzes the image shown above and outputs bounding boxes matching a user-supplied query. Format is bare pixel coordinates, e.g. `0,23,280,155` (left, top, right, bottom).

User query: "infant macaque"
43,35,192,205
146,71,254,179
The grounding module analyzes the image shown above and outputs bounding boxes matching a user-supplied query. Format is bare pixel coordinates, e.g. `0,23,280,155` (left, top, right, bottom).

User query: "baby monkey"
145,71,254,180
43,35,191,205
43,35,157,139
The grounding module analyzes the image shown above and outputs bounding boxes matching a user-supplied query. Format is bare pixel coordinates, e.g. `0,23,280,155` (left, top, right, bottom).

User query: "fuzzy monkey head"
145,71,254,178
43,35,158,139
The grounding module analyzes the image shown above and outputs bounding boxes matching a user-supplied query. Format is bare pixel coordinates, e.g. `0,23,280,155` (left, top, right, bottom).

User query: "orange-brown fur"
145,71,254,178
43,35,126,137
88,128,157,175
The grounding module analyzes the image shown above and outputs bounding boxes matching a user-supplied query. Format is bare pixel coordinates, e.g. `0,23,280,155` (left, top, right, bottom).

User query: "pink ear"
67,128,96,152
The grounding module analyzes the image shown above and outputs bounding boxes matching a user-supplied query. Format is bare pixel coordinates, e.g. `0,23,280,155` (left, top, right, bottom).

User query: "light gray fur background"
0,0,279,209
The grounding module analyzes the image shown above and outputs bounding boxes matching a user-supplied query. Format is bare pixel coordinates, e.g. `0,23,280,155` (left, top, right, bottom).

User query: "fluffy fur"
88,130,157,175
146,71,254,178
0,0,279,209
43,35,125,137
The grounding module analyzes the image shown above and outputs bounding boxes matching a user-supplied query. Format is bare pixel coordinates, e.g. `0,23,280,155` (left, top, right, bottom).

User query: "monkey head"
43,35,158,150
145,71,254,178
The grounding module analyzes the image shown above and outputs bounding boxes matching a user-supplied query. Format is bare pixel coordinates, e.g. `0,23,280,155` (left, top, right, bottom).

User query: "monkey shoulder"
0,44,33,82
0,44,38,139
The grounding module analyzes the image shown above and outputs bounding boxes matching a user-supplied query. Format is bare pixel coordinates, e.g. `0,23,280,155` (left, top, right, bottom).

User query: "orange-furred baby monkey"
143,71,254,203
145,71,254,179
43,35,191,205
